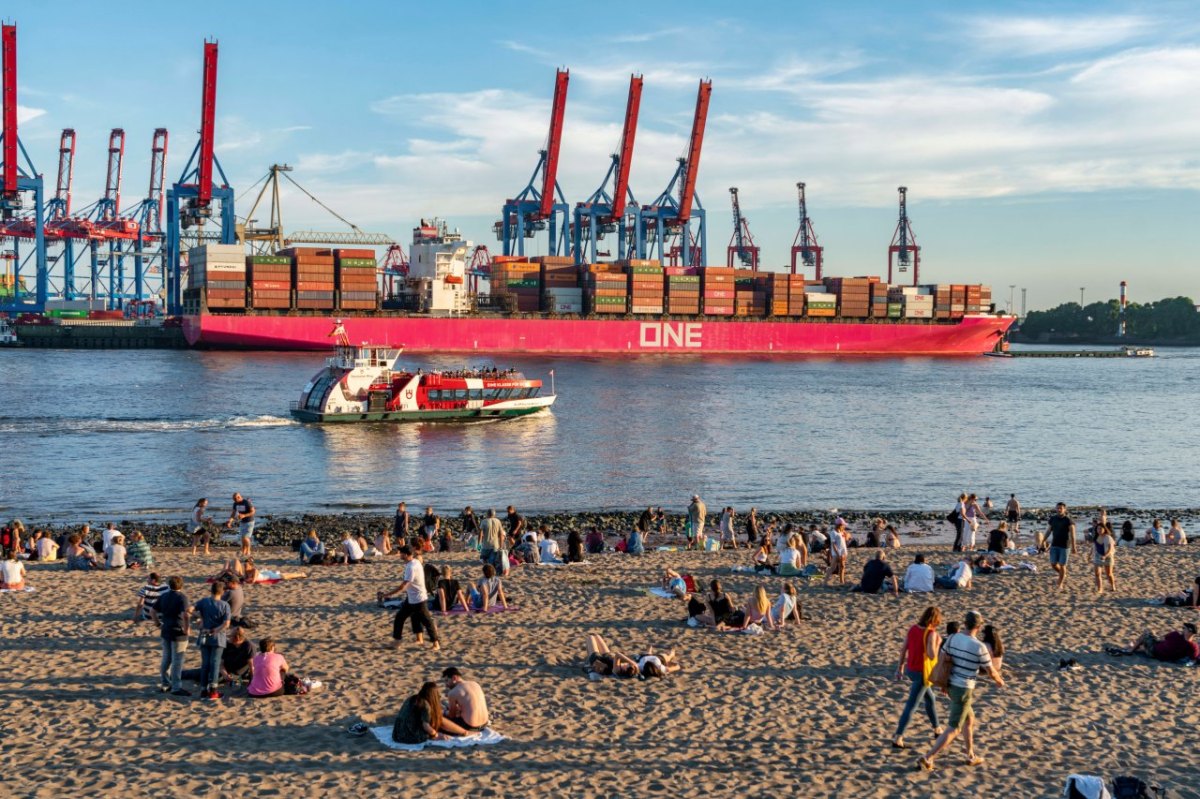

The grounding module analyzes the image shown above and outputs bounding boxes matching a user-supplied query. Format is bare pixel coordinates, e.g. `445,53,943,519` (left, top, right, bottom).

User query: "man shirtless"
441,667,489,732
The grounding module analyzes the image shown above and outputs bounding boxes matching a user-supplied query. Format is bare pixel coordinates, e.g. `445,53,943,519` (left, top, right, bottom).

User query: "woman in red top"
892,605,944,748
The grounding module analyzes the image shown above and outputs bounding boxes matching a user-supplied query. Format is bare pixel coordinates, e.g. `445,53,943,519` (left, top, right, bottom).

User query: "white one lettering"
639,322,703,349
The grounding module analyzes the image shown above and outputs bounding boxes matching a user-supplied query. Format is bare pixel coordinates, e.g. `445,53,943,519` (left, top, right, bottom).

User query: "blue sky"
8,0,1200,309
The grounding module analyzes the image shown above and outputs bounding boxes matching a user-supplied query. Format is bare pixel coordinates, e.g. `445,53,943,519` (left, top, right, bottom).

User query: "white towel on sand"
0,587,35,593
370,726,506,751
648,587,678,599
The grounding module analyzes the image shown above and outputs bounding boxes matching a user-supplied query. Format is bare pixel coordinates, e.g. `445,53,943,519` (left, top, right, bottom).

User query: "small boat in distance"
0,317,20,347
289,322,556,423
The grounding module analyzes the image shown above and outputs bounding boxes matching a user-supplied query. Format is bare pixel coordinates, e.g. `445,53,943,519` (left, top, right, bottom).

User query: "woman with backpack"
892,605,944,749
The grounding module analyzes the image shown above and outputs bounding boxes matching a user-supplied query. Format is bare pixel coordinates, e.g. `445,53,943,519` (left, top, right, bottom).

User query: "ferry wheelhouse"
289,330,555,423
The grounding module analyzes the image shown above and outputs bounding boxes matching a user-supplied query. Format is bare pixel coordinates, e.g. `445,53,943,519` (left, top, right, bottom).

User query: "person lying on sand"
1108,622,1199,662
1156,574,1200,607
661,569,689,599
635,647,681,678
584,634,639,679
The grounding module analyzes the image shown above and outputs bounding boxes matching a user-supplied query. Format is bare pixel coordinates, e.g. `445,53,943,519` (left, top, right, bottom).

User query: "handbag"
929,644,954,690
921,628,938,687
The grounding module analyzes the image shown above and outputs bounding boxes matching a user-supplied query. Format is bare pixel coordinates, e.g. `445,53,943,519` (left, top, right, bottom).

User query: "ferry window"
454,388,468,400
484,389,498,400
469,389,483,401
430,390,442,401
498,388,513,399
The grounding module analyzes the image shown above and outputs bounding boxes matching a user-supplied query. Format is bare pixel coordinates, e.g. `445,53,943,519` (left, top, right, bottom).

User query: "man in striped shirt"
919,610,1004,770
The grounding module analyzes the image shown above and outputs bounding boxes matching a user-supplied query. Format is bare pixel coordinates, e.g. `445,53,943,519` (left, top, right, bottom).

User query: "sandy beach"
1,533,1198,799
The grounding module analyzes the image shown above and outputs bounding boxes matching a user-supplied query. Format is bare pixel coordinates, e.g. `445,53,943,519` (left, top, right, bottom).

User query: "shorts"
447,715,487,732
240,520,256,540
1049,546,1069,566
191,526,208,537
947,685,974,729
1093,553,1114,567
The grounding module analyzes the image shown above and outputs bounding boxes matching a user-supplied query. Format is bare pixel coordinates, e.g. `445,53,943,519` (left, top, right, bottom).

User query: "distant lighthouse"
1118,281,1128,338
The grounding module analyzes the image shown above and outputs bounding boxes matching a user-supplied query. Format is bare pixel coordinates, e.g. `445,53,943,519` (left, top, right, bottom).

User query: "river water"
0,346,1194,522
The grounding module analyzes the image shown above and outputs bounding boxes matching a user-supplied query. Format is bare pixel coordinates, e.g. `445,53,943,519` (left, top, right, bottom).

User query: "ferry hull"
290,405,549,424
185,313,1013,356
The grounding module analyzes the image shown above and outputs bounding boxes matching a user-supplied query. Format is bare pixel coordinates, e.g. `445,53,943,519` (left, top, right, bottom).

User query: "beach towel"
1018,561,1038,572
533,560,590,567
0,586,35,593
655,546,679,552
1063,774,1111,799
369,726,506,751
648,587,679,599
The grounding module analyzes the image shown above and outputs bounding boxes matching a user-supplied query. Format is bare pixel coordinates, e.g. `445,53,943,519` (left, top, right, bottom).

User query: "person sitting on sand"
865,518,888,548
852,551,899,596
0,550,27,590
538,530,562,563
392,681,469,744
778,536,803,576
104,533,127,570
34,530,59,562
470,564,508,612
626,526,645,556
1142,519,1167,546
1166,520,1188,546
934,558,972,590
133,572,166,622
125,531,153,569
752,540,774,573
636,647,681,678
986,522,1009,554
585,527,605,555
584,634,639,679
772,583,802,628
805,526,829,554
442,667,490,731
433,566,470,613
1157,574,1200,607
661,569,689,599
1117,520,1138,549
300,532,326,565
246,638,289,698
64,533,98,571
340,530,365,565
184,625,255,687
374,528,393,557
732,586,775,630
566,528,584,563
1111,622,1200,662
688,579,736,628
223,576,247,628
903,554,935,593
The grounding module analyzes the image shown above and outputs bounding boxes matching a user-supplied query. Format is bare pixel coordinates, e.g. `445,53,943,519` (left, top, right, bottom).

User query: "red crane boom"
147,128,168,232
51,129,76,220
2,23,18,198
538,68,569,219
101,128,125,220
197,41,218,208
675,79,712,224
609,74,642,220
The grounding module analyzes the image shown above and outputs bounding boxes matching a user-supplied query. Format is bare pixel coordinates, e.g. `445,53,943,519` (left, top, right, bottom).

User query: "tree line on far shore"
1016,296,1200,342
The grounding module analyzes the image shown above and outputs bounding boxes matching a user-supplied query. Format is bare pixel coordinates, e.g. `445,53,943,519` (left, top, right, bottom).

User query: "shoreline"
13,504,1198,549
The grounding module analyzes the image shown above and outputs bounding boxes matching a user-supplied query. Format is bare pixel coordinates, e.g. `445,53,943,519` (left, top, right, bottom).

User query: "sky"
7,0,1200,310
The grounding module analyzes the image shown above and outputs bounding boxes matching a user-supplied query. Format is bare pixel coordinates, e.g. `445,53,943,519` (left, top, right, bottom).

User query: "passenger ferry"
0,317,19,347
289,323,556,423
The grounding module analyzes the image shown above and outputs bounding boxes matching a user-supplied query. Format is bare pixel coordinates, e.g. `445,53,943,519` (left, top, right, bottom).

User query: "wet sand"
1,535,1198,798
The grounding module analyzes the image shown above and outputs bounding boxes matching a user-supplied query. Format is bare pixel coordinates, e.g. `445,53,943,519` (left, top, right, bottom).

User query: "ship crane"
887,185,920,286
0,23,48,312
572,74,643,264
380,243,409,298
467,245,491,294
119,128,170,305
165,39,237,315
497,68,571,258
726,186,759,270
637,79,711,267
789,181,823,278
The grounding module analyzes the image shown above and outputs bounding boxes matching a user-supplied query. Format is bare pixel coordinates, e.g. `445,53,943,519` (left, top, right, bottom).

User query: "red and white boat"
289,324,556,423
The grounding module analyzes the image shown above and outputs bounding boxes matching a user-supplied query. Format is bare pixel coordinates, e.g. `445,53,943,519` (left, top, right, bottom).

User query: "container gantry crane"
637,79,711,267
0,23,48,312
497,68,571,258
119,128,169,305
887,185,920,285
790,181,822,278
726,186,759,270
572,74,643,265
165,40,237,315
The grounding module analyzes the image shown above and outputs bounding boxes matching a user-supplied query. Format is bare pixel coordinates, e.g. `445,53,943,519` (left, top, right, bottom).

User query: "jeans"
160,638,189,691
200,643,225,691
894,669,939,738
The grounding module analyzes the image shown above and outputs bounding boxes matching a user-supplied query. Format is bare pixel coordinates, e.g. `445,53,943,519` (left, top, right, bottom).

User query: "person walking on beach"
825,522,849,586
460,506,480,547
893,605,944,749
480,509,506,575
1045,502,1077,591
380,545,441,652
152,576,192,696
964,494,986,550
949,494,968,552
193,581,231,701
919,610,1004,771
745,507,760,547
422,506,440,549
719,507,739,549
393,502,410,551
1093,522,1117,594
687,495,706,550
191,499,213,556
226,493,255,558
1004,494,1021,541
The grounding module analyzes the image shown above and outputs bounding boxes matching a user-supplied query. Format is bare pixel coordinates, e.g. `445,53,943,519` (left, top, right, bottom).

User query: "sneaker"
348,722,369,737
170,689,192,697
205,690,223,700
159,684,171,693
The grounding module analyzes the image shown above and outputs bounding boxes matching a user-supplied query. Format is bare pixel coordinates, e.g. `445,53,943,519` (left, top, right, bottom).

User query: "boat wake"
0,414,299,435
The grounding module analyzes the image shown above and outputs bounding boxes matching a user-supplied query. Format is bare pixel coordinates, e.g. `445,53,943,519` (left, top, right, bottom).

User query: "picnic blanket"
0,586,35,593
648,587,679,599
533,560,591,567
370,726,506,751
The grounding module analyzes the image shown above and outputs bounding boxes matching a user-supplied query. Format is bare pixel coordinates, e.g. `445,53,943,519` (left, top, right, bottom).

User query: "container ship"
182,221,1012,355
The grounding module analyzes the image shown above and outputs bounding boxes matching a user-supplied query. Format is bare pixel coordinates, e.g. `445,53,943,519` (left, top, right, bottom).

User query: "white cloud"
963,14,1156,55
17,104,46,124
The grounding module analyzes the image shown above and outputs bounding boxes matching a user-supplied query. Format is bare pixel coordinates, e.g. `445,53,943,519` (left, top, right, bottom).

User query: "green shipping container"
337,258,378,268
247,255,292,265
591,296,626,306
667,275,700,284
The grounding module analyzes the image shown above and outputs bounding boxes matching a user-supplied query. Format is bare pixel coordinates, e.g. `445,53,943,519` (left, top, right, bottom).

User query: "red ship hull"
184,313,1013,355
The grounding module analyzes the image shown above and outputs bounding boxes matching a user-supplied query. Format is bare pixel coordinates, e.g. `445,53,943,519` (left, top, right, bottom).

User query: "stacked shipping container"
665,270,700,314
625,260,664,315
584,263,628,315
699,266,735,315
189,244,246,309
540,257,581,313
334,248,378,310
247,255,291,310
278,247,335,310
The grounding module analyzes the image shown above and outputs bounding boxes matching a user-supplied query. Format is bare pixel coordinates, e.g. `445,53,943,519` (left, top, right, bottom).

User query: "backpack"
1111,776,1163,799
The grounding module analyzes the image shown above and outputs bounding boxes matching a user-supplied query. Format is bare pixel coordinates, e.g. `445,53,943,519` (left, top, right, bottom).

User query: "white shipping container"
904,307,933,318
545,288,583,298
549,302,583,313
199,262,246,273
805,292,837,302
190,244,244,258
